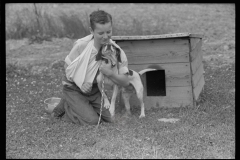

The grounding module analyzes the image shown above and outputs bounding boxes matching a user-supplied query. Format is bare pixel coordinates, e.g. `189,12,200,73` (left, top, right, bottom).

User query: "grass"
6,61,235,158
6,3,235,159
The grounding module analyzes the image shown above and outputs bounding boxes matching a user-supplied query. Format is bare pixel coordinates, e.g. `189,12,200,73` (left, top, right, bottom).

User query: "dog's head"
95,43,122,68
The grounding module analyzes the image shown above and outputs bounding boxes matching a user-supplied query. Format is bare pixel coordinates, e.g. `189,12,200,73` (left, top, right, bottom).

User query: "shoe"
51,98,65,118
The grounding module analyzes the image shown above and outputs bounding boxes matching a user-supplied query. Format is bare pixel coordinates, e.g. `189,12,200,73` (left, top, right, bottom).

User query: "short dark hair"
90,10,112,31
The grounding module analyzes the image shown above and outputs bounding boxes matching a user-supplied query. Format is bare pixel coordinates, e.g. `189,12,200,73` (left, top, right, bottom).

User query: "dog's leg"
133,82,145,118
109,85,119,117
121,89,132,116
136,87,145,118
129,72,146,118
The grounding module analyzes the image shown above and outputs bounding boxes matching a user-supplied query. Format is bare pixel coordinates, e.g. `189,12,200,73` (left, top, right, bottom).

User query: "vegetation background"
6,3,235,159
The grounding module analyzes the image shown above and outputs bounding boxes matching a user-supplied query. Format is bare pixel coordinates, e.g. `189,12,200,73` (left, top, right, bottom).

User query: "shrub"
5,4,174,40
58,12,88,39
43,12,63,38
28,31,52,44
6,62,29,78
132,18,143,35
6,12,29,39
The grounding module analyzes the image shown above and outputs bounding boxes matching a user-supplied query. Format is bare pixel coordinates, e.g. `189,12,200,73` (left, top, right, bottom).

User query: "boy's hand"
81,82,92,93
99,61,113,77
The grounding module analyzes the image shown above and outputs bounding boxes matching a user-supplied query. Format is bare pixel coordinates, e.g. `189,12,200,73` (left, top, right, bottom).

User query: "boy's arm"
108,72,130,87
63,40,92,93
99,61,130,87
99,46,130,87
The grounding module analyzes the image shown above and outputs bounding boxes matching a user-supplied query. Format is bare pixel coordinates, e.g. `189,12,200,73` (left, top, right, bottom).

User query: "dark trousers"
59,79,112,125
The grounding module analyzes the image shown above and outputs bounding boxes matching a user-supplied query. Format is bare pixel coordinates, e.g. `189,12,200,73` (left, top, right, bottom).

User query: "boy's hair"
90,10,112,31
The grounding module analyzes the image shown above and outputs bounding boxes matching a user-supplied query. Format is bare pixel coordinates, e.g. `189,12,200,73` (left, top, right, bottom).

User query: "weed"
6,62,28,78
43,12,63,38
5,4,175,40
132,18,143,35
58,12,88,39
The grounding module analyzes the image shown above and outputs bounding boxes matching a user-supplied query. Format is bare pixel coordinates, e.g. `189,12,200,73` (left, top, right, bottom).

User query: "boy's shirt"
64,39,129,85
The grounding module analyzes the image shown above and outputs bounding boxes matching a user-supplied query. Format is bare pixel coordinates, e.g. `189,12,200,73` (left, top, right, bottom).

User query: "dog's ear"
95,46,103,61
116,47,122,63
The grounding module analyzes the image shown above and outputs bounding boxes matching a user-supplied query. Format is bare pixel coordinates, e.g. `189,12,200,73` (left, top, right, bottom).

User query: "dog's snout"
103,43,114,53
104,59,109,64
106,44,112,51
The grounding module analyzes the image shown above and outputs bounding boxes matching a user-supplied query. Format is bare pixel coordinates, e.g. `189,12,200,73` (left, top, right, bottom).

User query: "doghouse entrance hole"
146,70,166,96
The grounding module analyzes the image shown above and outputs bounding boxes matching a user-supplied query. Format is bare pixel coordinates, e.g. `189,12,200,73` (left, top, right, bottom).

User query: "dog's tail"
138,68,157,85
138,68,157,75
138,64,164,75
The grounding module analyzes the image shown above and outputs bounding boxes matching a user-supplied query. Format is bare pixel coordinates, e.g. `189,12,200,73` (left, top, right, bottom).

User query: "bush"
6,11,29,40
58,12,88,39
6,62,29,78
28,30,52,44
5,4,174,40
43,12,63,38
6,7,89,41
132,18,143,35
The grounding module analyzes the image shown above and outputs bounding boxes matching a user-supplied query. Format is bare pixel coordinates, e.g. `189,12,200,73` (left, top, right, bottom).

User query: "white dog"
95,43,156,118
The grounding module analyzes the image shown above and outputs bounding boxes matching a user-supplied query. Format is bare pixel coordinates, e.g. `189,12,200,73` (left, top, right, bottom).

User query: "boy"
52,10,129,125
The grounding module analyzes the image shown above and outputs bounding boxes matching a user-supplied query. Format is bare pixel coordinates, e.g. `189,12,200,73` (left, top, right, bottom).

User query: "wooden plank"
128,86,193,108
192,63,204,88
190,38,202,61
193,75,205,100
129,63,190,77
165,74,191,87
129,63,191,87
191,49,203,74
112,33,191,41
113,33,202,41
117,38,190,64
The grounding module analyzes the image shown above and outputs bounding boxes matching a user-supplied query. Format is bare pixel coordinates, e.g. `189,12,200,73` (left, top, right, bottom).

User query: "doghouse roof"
112,33,203,41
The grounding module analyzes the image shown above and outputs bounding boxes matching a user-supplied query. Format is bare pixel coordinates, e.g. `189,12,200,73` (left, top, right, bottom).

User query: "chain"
92,75,104,146
96,75,104,128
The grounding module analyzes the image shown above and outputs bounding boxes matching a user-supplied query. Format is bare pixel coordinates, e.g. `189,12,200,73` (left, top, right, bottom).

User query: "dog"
95,42,156,118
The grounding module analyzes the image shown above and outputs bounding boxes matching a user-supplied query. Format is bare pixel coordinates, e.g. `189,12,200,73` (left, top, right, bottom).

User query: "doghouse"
112,32,205,108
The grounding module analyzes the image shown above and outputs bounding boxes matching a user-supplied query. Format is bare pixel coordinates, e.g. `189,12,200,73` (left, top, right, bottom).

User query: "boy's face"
90,22,112,47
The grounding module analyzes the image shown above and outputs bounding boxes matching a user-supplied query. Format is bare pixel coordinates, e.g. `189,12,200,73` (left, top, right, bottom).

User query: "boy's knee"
88,116,99,125
88,116,113,125
102,116,113,123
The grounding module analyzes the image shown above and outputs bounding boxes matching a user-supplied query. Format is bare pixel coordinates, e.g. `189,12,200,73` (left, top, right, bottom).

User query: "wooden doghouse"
112,33,205,108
